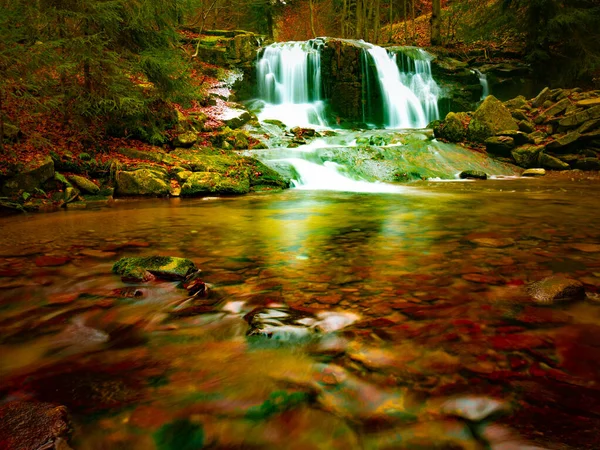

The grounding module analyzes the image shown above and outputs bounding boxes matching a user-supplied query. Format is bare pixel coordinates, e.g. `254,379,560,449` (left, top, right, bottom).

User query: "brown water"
1,177,600,449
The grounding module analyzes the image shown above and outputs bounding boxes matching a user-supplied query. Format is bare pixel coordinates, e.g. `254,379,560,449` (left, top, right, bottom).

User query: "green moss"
112,256,196,280
154,419,204,450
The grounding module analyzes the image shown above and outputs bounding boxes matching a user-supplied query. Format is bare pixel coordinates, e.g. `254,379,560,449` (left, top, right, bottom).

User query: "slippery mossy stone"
575,157,600,170
544,98,571,118
467,96,518,143
527,276,585,305
180,172,250,196
545,132,581,152
113,256,196,281
459,170,487,180
440,112,467,142
532,87,552,108
518,120,535,134
512,145,544,168
67,175,100,194
115,169,170,196
539,153,570,170
504,95,528,111
485,136,515,157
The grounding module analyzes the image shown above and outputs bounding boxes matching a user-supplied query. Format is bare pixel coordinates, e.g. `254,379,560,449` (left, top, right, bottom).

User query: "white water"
281,158,408,193
473,69,490,100
256,41,328,127
365,46,439,128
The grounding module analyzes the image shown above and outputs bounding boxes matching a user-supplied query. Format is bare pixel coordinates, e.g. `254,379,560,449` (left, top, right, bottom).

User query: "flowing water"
473,69,490,101
2,177,600,449
254,40,440,129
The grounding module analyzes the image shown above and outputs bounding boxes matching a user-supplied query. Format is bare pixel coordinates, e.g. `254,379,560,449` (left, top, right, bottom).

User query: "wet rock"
518,120,535,133
512,145,544,168
575,157,600,170
115,168,170,196
504,95,528,111
470,237,515,248
0,401,73,450
35,255,72,267
460,170,487,180
569,243,600,253
66,174,100,194
112,256,197,281
577,98,600,108
545,131,581,152
485,136,515,156
468,96,519,143
526,276,585,305
544,98,572,118
538,153,570,170
438,112,468,142
521,168,546,177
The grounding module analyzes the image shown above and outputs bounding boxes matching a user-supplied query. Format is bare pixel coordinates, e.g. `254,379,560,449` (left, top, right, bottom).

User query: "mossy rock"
1,155,54,196
113,256,197,281
439,112,468,142
467,96,519,143
115,168,170,196
180,172,250,196
67,175,100,195
511,144,544,168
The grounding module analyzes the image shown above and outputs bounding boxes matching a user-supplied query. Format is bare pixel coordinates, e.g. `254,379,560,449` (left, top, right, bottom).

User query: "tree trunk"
403,0,407,44
431,0,441,46
356,0,363,39
309,0,317,38
389,0,393,43
411,0,415,44
341,0,347,38
373,0,380,44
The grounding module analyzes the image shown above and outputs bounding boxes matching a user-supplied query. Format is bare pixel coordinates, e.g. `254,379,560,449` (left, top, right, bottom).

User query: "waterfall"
254,39,441,130
256,40,328,128
363,45,439,129
473,69,490,100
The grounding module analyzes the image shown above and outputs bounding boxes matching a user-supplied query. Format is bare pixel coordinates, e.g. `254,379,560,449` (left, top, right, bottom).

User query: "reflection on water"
1,179,600,449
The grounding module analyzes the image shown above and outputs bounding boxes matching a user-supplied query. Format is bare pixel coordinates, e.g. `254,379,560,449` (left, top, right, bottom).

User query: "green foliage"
153,419,205,450
1,0,200,143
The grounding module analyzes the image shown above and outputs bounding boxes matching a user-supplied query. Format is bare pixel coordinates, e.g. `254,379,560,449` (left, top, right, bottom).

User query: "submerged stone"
112,256,197,281
521,168,546,177
460,170,487,180
527,276,585,305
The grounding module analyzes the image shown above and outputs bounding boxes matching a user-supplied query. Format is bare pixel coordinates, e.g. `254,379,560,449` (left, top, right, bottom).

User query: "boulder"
467,96,518,143
67,175,100,194
180,172,250,196
545,131,581,152
527,276,585,305
575,157,600,170
485,136,515,157
1,155,54,196
521,168,546,177
222,109,253,129
544,98,571,118
2,123,20,141
172,131,197,148
512,144,544,168
439,112,467,142
0,401,72,450
539,153,570,170
115,168,170,196
532,87,552,108
113,256,197,281
518,120,535,134
559,105,600,129
504,95,528,110
497,130,533,146
459,170,487,180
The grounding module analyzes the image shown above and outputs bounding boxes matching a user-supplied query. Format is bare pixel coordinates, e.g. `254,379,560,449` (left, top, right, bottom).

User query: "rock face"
527,276,586,305
467,96,518,142
0,401,73,450
1,155,54,196
181,172,250,195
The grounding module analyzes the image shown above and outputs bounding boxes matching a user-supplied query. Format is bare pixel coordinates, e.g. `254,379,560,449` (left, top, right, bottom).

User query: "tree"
502,0,600,84
430,0,441,45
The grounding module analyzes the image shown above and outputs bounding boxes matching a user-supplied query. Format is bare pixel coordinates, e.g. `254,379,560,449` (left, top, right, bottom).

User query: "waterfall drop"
256,40,328,128
473,69,490,100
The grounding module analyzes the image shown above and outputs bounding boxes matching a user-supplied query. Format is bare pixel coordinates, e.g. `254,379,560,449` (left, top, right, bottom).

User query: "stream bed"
1,176,600,449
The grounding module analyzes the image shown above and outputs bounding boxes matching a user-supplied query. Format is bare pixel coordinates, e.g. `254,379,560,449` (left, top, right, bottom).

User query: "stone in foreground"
0,401,73,450
527,276,585,305
460,170,487,180
521,168,546,177
113,256,197,281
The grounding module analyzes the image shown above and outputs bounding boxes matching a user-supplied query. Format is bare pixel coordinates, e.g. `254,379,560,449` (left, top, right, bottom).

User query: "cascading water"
473,69,490,100
363,45,440,128
256,40,328,128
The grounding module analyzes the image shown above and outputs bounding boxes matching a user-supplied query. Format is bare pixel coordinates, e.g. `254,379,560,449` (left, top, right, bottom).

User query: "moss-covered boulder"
113,256,197,281
467,96,518,143
67,175,100,195
485,136,515,157
1,155,54,196
511,144,544,168
539,153,570,170
172,131,198,148
437,112,468,142
115,168,170,196
180,172,250,196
